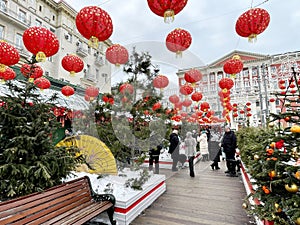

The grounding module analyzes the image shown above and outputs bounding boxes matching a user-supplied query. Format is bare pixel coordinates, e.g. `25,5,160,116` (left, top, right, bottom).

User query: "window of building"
65,32,72,42
210,74,215,81
47,56,53,62
202,75,207,82
50,28,55,33
18,9,27,23
52,15,55,21
88,46,91,54
15,33,23,49
95,69,99,81
39,5,42,12
0,25,4,39
0,0,7,12
35,19,42,26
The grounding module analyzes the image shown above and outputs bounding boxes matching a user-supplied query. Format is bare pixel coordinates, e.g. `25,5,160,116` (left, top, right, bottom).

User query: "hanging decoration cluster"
218,77,235,122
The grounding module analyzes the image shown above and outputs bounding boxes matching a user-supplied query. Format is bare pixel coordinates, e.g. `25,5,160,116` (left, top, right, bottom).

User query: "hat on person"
224,125,230,130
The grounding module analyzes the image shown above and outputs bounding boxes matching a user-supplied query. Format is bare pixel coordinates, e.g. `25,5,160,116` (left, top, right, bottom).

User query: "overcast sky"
62,0,300,87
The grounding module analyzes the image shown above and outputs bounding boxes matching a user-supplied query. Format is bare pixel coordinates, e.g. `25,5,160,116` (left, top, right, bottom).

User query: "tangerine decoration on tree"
0,40,20,72
105,44,129,66
166,28,192,56
147,0,188,23
76,6,113,48
153,74,169,91
23,27,59,62
61,54,84,76
20,63,43,82
223,55,244,78
184,68,202,86
235,8,270,42
34,77,51,91
61,85,75,98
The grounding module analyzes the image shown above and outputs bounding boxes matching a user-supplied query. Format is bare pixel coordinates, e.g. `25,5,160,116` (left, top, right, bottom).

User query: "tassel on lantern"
88,36,99,48
35,51,46,62
70,71,76,77
164,9,175,23
248,34,257,43
0,64,6,72
28,78,34,83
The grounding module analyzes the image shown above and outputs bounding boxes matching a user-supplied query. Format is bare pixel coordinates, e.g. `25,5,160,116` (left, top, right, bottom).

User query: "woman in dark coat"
168,129,180,171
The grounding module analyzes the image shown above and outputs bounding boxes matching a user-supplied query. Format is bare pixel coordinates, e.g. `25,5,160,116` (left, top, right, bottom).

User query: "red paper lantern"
153,75,169,89
179,84,193,96
200,102,210,112
219,78,234,92
246,102,251,106
23,27,59,62
182,99,192,107
269,98,275,103
0,41,20,72
223,55,243,77
20,64,43,81
233,113,238,118
147,0,188,23
84,95,91,102
166,28,192,56
235,8,270,42
169,94,180,104
61,85,75,97
76,6,113,48
61,54,84,76
152,102,161,111
191,92,203,102
120,83,134,95
106,44,129,66
174,101,182,110
34,77,51,90
85,86,99,98
0,67,16,81
184,69,202,85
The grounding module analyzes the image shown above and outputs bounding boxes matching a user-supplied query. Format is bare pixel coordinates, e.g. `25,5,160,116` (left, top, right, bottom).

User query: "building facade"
0,0,112,97
177,50,300,128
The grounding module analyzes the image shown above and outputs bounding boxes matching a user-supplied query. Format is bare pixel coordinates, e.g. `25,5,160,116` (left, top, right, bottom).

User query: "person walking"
197,130,209,161
184,131,197,177
168,129,180,171
210,146,221,170
148,131,163,174
221,125,238,177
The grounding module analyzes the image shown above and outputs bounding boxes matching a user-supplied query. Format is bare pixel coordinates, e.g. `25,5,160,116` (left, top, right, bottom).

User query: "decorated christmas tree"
0,77,83,200
241,68,300,225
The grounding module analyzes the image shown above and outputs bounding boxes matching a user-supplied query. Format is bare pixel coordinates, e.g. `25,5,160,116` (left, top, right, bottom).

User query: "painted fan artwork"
57,135,117,175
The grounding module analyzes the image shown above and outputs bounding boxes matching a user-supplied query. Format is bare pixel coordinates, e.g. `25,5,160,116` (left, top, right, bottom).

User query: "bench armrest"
92,193,116,205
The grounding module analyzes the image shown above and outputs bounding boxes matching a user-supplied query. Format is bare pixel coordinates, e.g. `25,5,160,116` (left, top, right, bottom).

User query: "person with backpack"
221,125,238,177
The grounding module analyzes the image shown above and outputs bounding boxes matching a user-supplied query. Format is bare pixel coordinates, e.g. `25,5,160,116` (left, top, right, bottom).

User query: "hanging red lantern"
169,94,180,104
85,86,99,99
61,54,84,76
191,92,203,102
153,75,169,90
200,102,210,112
61,85,75,97
223,55,243,78
184,69,202,86
23,27,59,62
240,110,245,114
20,63,43,81
120,83,134,95
76,6,113,48
233,113,238,118
0,67,16,81
34,77,51,90
174,101,182,110
246,113,252,117
84,95,91,102
269,98,275,103
166,28,192,56
246,102,251,106
182,99,192,107
106,44,129,66
147,0,188,23
219,78,234,92
235,8,270,42
152,102,161,111
0,41,20,72
179,84,193,96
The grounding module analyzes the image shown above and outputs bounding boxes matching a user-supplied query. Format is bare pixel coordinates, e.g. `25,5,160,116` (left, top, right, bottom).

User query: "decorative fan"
56,135,117,175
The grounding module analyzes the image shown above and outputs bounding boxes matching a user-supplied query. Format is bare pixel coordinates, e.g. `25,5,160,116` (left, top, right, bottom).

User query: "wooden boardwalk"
131,160,255,225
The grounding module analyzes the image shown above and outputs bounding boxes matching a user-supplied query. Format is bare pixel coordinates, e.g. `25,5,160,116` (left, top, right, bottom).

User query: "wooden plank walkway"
131,160,255,225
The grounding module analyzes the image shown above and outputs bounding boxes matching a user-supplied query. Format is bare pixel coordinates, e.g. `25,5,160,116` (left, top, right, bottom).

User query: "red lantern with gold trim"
76,6,113,48
147,0,188,23
169,94,180,104
85,86,99,99
153,75,169,90
223,55,243,77
191,92,203,102
182,99,192,107
0,67,16,82
179,84,193,96
219,78,234,92
61,85,75,97
166,28,192,56
184,69,202,86
34,77,51,90
20,63,43,81
200,102,210,112
61,54,84,76
23,27,59,62
0,41,20,72
120,83,134,95
235,8,270,42
106,44,129,66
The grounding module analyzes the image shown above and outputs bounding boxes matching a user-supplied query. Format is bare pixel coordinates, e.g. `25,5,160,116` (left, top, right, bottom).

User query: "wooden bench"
0,176,116,225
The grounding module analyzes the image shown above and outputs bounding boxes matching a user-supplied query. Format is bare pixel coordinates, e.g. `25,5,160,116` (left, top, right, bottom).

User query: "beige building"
0,0,112,95
176,50,300,128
